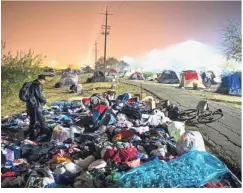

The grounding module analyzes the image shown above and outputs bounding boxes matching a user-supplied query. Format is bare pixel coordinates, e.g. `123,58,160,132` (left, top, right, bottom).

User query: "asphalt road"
121,80,242,180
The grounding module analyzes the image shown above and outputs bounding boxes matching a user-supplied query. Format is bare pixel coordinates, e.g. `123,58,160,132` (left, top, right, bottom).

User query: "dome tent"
107,68,118,77
179,71,205,89
129,72,145,80
87,71,106,83
157,70,180,84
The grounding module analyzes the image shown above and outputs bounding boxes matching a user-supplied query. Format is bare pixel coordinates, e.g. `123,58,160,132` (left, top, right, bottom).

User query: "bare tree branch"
220,20,242,62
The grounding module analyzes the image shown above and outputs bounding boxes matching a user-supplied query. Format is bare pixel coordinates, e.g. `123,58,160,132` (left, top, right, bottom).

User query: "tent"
43,67,56,77
216,72,241,96
87,71,106,83
59,70,79,87
107,68,118,77
179,71,205,88
157,70,180,84
129,72,145,80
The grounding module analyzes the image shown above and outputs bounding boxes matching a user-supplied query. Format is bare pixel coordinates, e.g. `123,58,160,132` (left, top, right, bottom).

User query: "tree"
95,56,105,71
95,56,130,73
106,57,119,67
83,65,94,73
220,20,242,62
1,41,45,102
218,61,237,71
113,60,130,73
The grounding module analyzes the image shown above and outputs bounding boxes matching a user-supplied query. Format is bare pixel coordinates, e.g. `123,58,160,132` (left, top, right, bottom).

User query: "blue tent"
216,72,241,96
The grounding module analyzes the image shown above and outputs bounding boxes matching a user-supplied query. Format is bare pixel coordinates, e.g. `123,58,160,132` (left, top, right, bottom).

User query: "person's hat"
38,74,46,80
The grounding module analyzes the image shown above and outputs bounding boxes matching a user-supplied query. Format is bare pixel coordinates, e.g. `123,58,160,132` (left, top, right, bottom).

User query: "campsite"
1,1,242,189
1,70,242,188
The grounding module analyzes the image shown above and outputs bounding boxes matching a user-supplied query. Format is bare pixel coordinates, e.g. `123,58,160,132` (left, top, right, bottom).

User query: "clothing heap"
1,92,241,188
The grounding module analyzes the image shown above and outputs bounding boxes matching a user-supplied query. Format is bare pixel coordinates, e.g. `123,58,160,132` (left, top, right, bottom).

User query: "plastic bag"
145,109,171,126
176,131,206,155
51,125,72,143
115,151,229,188
167,121,185,141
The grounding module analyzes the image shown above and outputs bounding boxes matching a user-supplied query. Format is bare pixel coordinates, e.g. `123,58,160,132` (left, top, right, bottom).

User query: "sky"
1,1,241,69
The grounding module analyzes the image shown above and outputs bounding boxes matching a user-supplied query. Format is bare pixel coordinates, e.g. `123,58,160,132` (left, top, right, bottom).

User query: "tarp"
217,72,242,96
157,70,180,84
116,151,229,188
60,71,78,87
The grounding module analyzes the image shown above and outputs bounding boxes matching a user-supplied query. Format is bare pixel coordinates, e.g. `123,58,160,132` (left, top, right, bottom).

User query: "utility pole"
93,41,98,69
100,5,113,67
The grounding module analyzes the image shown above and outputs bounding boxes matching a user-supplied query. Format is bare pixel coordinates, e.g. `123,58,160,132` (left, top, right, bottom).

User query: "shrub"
1,41,45,104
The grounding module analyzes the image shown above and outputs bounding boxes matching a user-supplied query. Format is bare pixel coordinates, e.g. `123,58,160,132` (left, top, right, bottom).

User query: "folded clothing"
88,159,107,170
74,155,96,169
64,162,83,175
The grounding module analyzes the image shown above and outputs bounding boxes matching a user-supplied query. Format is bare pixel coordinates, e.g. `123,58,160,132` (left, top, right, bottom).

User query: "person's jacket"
27,79,47,108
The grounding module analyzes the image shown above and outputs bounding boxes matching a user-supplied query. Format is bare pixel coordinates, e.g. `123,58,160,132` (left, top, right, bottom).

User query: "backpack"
167,105,181,120
19,82,32,102
90,94,109,107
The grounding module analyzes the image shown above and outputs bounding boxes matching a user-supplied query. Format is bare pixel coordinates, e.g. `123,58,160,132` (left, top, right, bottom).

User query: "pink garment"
125,158,141,168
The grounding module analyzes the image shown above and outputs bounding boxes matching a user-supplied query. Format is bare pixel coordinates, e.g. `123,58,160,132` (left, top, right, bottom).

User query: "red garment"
104,147,138,163
127,98,138,104
1,172,15,177
94,104,107,114
184,72,198,80
104,148,116,161
205,182,227,188
119,148,138,162
82,98,90,104
120,130,134,139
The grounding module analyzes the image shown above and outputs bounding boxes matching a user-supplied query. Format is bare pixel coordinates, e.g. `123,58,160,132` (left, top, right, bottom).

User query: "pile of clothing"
1,92,241,188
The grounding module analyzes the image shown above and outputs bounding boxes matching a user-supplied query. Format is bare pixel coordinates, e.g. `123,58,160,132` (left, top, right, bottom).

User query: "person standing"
25,74,49,140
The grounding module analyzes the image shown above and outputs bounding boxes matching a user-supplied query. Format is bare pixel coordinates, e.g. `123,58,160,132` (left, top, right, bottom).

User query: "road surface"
121,80,242,179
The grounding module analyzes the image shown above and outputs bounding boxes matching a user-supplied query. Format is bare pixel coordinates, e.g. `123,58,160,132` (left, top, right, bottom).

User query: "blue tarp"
217,72,241,96
115,151,229,188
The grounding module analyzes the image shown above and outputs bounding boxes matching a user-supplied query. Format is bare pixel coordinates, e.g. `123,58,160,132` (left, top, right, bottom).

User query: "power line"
100,5,113,67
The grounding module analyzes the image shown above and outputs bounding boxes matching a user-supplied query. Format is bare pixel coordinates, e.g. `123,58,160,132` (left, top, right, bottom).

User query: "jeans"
26,103,48,140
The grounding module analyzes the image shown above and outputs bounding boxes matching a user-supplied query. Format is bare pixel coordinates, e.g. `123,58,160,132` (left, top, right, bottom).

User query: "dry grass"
1,74,142,117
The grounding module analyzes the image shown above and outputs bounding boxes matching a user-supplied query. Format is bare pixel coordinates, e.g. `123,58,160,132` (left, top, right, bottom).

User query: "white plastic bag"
167,121,185,141
145,109,171,126
176,131,206,155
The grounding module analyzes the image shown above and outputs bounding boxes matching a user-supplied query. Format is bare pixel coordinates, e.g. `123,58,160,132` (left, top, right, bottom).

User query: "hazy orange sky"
1,1,241,68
